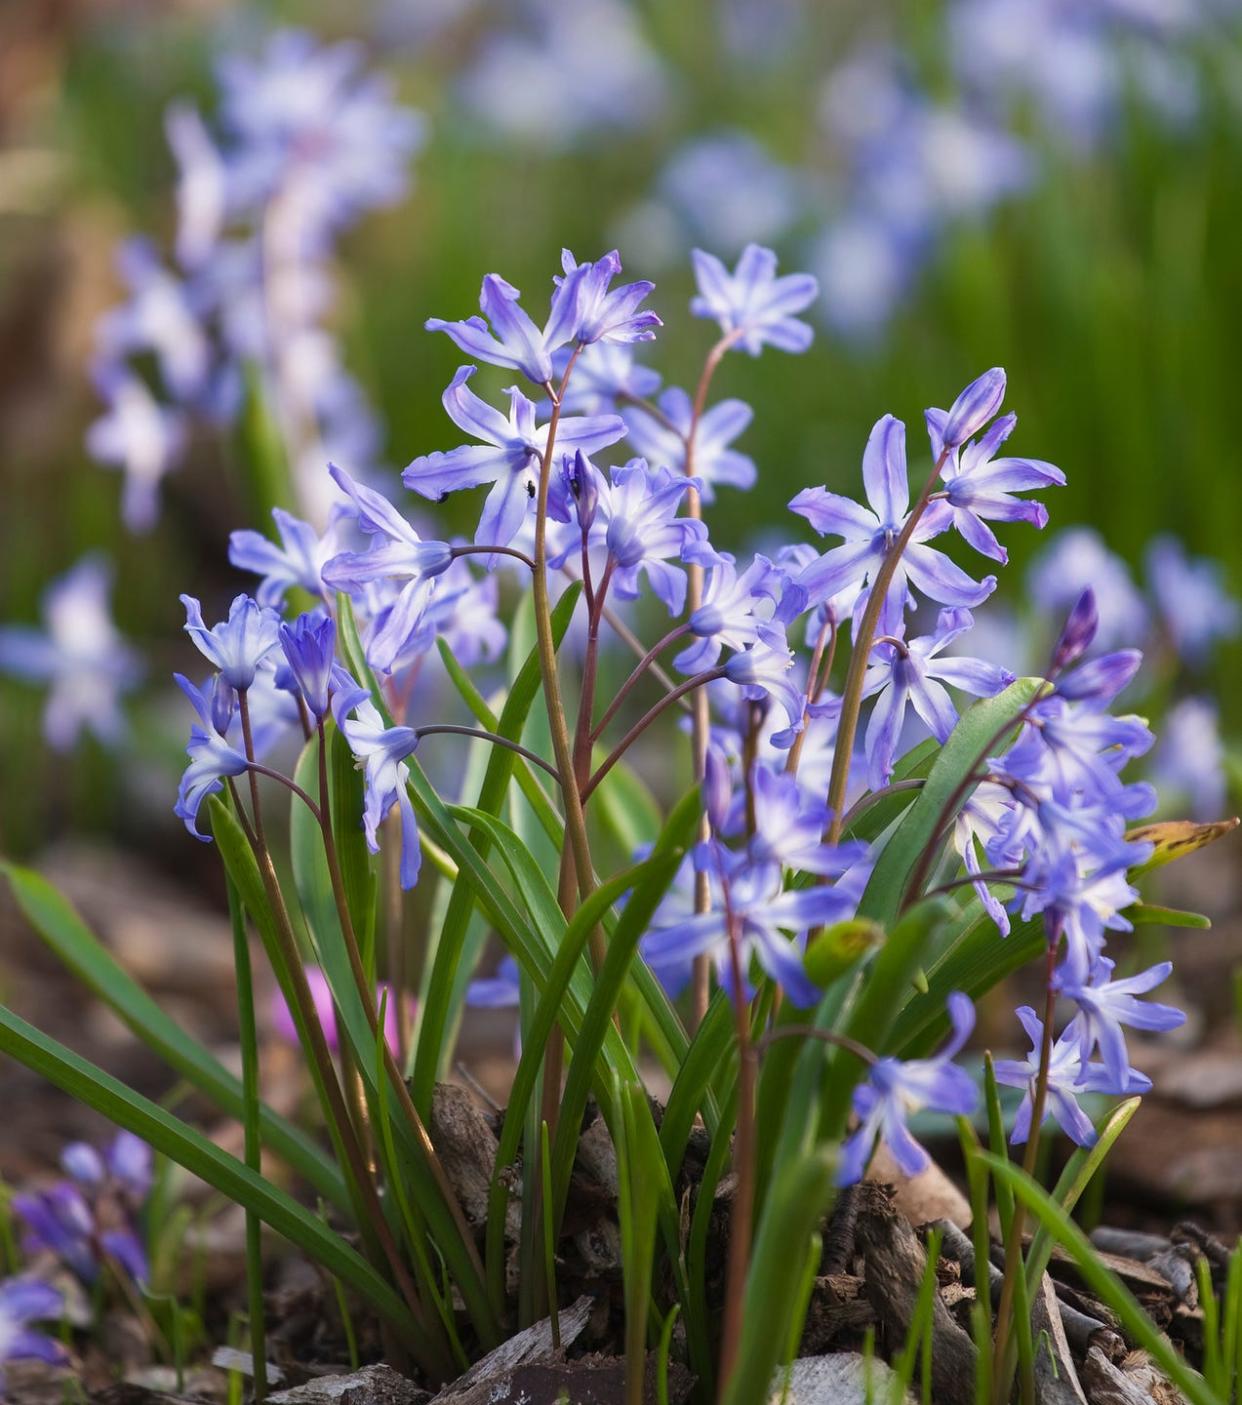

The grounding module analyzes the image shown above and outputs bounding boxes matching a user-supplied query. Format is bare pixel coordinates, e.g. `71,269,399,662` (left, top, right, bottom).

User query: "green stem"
226,876,268,1401
991,939,1058,1405
825,445,952,844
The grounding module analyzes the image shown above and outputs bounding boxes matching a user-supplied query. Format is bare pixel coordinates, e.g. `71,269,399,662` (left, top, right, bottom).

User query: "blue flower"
14,1178,148,1287
557,341,661,413
1029,529,1148,651
722,636,805,731
1152,696,1228,820
937,368,1007,450
216,29,423,252
61,1131,152,1204
925,408,1064,564
466,954,521,1009
181,593,282,691
641,861,857,1007
173,673,250,838
426,271,581,385
993,1008,1150,1148
586,460,708,614
332,674,422,889
279,611,337,719
85,367,188,534
689,244,818,355
747,767,868,879
791,415,996,635
229,505,353,608
421,558,508,669
403,366,626,547
0,556,143,752
838,992,979,1185
1054,957,1185,1083
622,387,756,501
862,608,1014,789
557,249,660,346
0,1277,66,1381
1146,534,1241,667
675,554,788,673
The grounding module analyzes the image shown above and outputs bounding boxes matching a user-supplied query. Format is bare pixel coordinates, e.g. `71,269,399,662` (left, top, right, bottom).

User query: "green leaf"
0,1006,417,1338
859,679,1045,928
0,860,346,1211
719,1150,836,1405
803,918,884,989
1023,1097,1141,1296
1124,902,1211,929
982,1154,1217,1405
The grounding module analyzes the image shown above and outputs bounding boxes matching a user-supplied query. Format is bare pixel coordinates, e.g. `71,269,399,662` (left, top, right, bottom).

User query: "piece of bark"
866,1142,972,1229
1081,1347,1182,1405
267,1366,430,1404
799,1275,876,1353
769,1352,914,1404
435,1296,594,1398
1030,1272,1088,1405
431,1352,693,1405
853,1185,977,1405
1089,1227,1172,1261
429,1084,500,1229
932,1220,1123,1361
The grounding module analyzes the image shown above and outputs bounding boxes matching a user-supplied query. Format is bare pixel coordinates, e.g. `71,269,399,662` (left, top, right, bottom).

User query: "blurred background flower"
2,0,1241,856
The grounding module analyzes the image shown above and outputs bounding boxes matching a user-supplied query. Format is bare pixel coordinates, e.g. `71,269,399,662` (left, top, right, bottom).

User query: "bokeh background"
3,0,1242,861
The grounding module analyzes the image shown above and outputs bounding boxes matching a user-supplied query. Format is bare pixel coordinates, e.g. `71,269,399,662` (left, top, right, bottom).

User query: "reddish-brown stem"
825,445,953,844
785,616,836,778
581,668,726,802
589,622,691,744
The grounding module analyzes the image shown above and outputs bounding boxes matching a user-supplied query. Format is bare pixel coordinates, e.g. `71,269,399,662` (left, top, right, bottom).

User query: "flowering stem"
573,557,615,789
683,331,742,1026
235,697,444,1364
825,445,953,844
589,622,691,744
314,720,489,1295
754,1024,877,1064
718,865,755,1390
450,544,535,570
225,875,267,1401
837,778,925,834
990,938,1059,1405
582,667,726,803
785,616,836,778
532,352,595,908
244,762,322,823
413,725,563,782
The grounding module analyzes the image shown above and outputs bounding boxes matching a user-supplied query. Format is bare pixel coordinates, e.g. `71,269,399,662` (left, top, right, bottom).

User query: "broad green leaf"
0,1007,417,1340
859,679,1045,928
0,860,346,1211
982,1155,1217,1405
660,988,734,1179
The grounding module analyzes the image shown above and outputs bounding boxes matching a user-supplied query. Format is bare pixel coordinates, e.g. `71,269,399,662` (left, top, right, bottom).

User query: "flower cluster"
167,241,1199,1195
85,30,424,529
13,1132,152,1287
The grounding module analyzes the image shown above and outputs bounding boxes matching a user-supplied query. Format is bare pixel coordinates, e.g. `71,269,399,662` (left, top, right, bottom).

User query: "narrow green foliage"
719,1149,835,1405
615,1077,662,1405
226,877,267,1401
890,1226,942,1405
1,859,346,1209
983,1154,1219,1405
0,1005,420,1337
